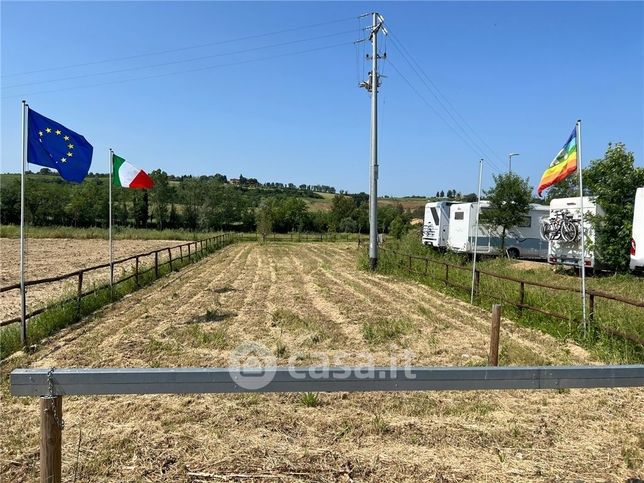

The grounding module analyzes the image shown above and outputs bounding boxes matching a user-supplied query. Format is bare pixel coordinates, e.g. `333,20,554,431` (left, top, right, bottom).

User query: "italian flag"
112,154,154,189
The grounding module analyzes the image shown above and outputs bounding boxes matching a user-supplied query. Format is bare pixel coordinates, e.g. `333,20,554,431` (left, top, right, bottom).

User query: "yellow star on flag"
45,128,52,133
38,131,43,137
63,136,69,141
67,144,74,149
55,130,61,135
60,157,67,163
67,152,73,157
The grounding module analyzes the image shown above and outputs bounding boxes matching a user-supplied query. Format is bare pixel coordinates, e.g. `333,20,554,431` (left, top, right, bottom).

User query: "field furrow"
1,242,641,482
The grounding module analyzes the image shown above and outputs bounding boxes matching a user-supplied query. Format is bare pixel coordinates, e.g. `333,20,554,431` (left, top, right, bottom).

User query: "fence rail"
380,247,644,346
0,233,235,328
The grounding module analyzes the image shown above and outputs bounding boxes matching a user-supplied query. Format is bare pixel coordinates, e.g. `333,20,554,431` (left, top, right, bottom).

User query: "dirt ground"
1,242,642,482
0,238,182,321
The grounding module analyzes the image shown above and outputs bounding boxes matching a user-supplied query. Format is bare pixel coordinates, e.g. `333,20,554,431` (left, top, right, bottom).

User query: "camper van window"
430,207,439,225
455,212,464,220
518,216,531,228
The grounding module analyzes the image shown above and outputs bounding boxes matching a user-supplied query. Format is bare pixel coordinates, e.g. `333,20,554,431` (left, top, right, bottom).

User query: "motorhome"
630,187,644,272
421,201,453,248
547,197,604,269
447,202,549,259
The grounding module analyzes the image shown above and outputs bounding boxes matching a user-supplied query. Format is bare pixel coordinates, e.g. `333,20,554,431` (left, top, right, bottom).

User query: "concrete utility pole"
360,12,386,271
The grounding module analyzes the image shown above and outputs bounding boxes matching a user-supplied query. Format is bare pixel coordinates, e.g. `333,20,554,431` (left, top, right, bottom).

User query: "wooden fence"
380,247,644,346
0,233,235,329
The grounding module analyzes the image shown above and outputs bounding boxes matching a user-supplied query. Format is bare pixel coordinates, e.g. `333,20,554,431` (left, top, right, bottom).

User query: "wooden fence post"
489,304,502,366
519,282,525,315
589,293,595,322
77,272,83,318
40,396,62,483
187,243,191,260
168,248,173,271
155,251,159,278
135,256,140,287
180,245,183,261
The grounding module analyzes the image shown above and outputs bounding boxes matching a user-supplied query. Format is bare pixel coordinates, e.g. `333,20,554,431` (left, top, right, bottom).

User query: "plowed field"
1,242,642,481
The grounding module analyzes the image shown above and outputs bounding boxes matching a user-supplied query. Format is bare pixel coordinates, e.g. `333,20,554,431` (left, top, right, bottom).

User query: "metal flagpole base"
369,257,378,271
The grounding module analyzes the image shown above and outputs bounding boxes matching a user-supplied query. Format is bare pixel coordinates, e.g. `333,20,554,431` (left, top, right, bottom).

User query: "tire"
540,221,550,241
506,248,519,259
561,220,578,242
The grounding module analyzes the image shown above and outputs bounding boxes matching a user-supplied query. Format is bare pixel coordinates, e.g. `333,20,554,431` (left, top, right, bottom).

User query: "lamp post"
508,153,520,173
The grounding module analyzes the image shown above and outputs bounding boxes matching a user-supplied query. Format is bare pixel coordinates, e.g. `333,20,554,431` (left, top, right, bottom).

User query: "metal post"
577,120,587,335
489,304,502,366
40,396,62,483
470,159,483,304
109,149,114,299
19,100,28,347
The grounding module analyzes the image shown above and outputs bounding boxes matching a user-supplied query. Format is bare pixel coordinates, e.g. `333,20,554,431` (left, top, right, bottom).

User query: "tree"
436,191,440,198
544,175,580,202
481,173,532,252
150,169,170,230
439,190,445,198
256,198,273,242
462,193,478,202
584,143,644,271
132,191,149,228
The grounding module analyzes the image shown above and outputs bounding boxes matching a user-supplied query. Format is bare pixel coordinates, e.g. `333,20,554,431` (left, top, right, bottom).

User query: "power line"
384,22,506,173
387,58,501,175
2,16,358,78
4,29,357,89
2,40,354,100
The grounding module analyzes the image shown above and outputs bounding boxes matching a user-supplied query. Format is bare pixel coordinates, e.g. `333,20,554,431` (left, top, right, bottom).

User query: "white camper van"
546,197,604,269
447,202,549,259
422,201,453,248
630,187,644,272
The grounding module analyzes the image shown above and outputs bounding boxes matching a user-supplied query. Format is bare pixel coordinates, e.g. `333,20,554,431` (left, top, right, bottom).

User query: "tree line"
0,169,412,235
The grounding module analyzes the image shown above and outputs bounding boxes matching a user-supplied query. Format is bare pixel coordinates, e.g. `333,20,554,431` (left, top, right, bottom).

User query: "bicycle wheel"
561,220,578,242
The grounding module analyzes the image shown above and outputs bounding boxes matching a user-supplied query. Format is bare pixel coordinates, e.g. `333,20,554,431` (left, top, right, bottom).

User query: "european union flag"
27,108,93,183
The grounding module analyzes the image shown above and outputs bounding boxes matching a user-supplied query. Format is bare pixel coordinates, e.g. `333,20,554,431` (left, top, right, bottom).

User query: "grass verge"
366,232,643,363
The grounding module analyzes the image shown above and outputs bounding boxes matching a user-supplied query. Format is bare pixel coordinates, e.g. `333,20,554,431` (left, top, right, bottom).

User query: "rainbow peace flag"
537,127,578,196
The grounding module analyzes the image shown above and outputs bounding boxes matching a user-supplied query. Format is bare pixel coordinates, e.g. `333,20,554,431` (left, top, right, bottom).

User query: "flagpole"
577,119,587,335
19,100,28,347
470,159,483,304
109,148,113,298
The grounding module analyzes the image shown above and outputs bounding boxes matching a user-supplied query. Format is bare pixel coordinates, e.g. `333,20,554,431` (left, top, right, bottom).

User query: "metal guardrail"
11,365,644,397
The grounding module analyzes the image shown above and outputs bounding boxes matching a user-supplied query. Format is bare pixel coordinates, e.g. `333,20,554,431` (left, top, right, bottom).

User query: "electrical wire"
4,29,357,90
2,15,359,78
387,58,501,175
2,40,354,100
384,22,506,173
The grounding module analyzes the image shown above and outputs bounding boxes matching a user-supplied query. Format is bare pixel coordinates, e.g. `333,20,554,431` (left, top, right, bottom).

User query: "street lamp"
508,153,520,173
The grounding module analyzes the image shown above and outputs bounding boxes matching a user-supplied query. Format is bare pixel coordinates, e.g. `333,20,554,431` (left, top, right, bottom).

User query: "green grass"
0,236,234,359
0,224,223,241
299,392,321,407
362,318,415,345
370,231,644,363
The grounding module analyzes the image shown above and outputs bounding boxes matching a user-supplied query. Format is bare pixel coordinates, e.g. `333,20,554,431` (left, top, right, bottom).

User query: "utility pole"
359,12,386,271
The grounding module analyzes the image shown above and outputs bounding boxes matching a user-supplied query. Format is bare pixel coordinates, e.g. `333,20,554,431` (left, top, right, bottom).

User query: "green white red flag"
112,154,154,189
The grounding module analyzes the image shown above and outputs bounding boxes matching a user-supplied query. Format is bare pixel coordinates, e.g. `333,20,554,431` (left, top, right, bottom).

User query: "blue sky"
1,1,642,197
